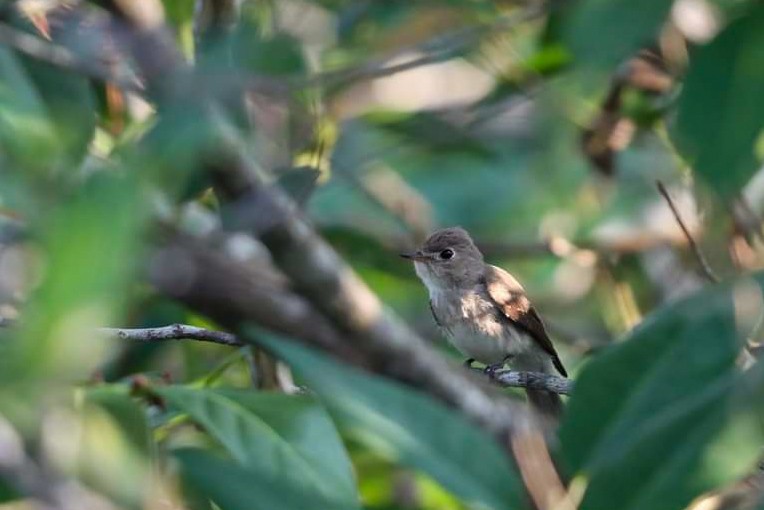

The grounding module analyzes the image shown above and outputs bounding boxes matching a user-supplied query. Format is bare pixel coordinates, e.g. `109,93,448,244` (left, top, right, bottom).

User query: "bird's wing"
484,265,567,377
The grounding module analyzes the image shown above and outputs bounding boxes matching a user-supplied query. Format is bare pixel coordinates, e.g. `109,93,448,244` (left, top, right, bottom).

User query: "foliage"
1,0,764,509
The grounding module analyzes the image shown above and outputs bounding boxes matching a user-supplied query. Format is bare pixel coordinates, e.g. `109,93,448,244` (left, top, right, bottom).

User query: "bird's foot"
483,362,504,379
463,358,476,368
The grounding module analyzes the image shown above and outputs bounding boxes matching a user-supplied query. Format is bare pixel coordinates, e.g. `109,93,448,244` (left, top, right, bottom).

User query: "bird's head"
401,227,485,291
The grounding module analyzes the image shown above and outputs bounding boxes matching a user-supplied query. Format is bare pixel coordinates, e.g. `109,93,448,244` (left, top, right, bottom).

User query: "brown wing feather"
484,265,567,377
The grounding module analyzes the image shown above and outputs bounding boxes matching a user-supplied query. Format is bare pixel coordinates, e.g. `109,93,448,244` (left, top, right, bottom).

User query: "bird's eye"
439,249,454,260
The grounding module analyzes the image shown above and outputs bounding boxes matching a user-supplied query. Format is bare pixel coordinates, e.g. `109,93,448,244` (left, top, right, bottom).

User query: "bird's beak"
400,251,428,261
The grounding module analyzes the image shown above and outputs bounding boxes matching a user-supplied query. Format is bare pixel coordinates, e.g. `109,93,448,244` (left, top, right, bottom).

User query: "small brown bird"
401,227,567,419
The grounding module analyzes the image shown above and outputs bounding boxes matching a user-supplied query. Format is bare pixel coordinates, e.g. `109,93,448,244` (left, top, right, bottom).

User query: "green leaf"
360,112,494,159
2,173,145,389
673,4,764,197
0,47,60,171
559,0,672,69
247,332,524,510
78,386,154,510
560,277,764,510
175,447,343,510
157,387,360,510
276,166,320,205
20,56,96,166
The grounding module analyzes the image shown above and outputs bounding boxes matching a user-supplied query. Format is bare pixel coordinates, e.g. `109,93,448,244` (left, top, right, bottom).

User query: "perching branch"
656,180,720,283
0,317,575,395
491,369,573,395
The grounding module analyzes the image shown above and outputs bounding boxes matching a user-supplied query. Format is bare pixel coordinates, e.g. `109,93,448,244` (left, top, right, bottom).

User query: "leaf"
559,0,672,69
0,46,60,171
360,112,494,159
157,387,360,510
175,447,342,510
78,386,154,510
560,277,764,510
247,331,524,510
20,55,96,166
2,173,144,388
672,4,764,197
276,166,320,206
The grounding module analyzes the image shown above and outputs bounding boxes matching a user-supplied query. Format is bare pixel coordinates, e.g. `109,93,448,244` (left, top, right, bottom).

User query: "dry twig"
656,180,720,283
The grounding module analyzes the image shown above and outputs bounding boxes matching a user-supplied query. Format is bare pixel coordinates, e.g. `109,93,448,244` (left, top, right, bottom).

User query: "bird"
401,227,567,419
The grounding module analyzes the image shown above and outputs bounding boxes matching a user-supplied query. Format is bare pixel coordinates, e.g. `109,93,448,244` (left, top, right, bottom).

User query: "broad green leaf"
175,447,341,510
559,0,672,69
673,4,764,197
157,387,360,510
248,332,524,510
560,277,764,510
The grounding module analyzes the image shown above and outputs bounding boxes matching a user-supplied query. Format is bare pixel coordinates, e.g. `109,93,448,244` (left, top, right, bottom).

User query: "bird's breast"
431,289,517,365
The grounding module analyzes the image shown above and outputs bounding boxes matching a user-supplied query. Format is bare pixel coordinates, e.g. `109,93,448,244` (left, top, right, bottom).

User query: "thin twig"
98,324,242,346
656,180,720,283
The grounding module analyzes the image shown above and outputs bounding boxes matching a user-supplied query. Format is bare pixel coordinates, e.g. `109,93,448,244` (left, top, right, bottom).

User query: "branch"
656,180,720,283
0,316,575,395
490,369,573,395
98,324,242,347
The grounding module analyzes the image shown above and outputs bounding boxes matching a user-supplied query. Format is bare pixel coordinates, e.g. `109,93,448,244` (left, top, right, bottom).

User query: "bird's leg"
463,358,476,368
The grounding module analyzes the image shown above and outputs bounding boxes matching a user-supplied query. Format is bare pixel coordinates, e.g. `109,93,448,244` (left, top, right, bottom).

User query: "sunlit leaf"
158,387,360,510
247,332,524,510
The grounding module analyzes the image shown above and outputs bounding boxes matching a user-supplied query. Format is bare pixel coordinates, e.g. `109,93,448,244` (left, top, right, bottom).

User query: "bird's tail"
526,389,564,422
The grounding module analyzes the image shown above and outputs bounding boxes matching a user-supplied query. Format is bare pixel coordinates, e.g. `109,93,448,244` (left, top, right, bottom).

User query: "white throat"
414,261,447,298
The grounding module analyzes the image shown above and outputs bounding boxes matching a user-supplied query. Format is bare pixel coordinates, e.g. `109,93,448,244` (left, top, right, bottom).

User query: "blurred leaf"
85,386,151,456
276,166,320,205
559,0,671,69
0,479,19,504
248,332,524,510
672,4,764,197
78,385,154,510
560,277,764,510
158,387,360,510
161,0,196,57
0,47,59,171
2,173,144,392
362,112,493,159
233,27,306,76
20,57,96,166
176,447,347,510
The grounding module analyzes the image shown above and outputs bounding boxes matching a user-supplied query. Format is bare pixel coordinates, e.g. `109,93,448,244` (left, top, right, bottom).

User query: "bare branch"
98,324,241,346
656,180,720,283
